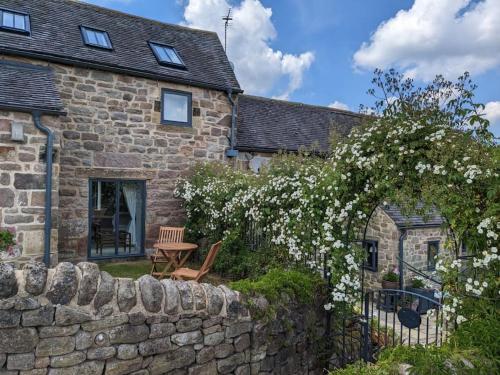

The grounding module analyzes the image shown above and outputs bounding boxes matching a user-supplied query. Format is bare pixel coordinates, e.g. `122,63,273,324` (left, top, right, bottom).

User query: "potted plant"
406,276,437,314
381,266,399,289
0,228,17,260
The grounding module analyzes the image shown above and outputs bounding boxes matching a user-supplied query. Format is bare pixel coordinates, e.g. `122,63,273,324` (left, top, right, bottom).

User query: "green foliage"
382,271,399,282
230,268,324,306
410,277,425,289
0,228,15,253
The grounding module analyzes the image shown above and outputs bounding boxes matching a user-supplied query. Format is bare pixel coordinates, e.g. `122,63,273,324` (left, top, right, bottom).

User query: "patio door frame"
87,178,146,260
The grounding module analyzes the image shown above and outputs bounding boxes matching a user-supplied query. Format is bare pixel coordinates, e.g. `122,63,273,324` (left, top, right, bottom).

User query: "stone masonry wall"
0,111,60,266
364,209,447,289
0,261,326,375
2,56,234,262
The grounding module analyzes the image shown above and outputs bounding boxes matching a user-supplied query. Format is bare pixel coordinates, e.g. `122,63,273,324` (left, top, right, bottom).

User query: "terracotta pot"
381,280,399,289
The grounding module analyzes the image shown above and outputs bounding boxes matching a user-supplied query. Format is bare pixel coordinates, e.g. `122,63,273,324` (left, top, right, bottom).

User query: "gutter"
33,112,54,267
398,229,407,289
225,88,239,158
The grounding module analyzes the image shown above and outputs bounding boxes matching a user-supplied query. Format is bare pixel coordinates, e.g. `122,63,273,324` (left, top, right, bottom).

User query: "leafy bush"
0,228,15,253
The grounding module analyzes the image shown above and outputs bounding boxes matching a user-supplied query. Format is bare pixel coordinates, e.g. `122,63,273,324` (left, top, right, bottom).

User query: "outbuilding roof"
236,95,364,153
0,0,241,93
0,61,64,114
382,204,444,229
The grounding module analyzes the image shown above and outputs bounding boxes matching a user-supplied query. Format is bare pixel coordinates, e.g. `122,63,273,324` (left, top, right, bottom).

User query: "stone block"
171,330,202,346
36,336,75,356
81,313,128,331
105,357,143,375
0,309,21,328
177,318,202,333
214,343,234,359
55,306,92,326
149,346,196,375
0,263,18,298
46,262,78,305
138,275,163,313
138,337,172,356
7,353,35,370
161,279,180,314
87,346,116,360
204,331,224,346
217,352,245,374
234,334,250,352
0,327,38,353
149,322,176,338
22,262,48,296
117,279,137,312
38,324,79,338
188,360,217,375
117,344,138,360
47,360,104,375
109,324,149,344
176,281,193,311
76,262,99,306
225,322,252,339
196,347,215,365
0,188,14,207
14,173,45,189
50,351,86,367
93,271,115,310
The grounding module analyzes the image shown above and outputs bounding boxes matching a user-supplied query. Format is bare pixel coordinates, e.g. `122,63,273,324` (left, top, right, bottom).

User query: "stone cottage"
0,0,240,265
0,0,448,283
234,95,448,288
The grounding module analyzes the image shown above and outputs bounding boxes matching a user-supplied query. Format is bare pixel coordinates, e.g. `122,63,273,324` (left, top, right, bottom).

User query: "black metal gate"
360,288,447,362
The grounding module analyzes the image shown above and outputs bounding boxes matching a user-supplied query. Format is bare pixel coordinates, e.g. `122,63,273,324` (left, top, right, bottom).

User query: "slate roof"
0,0,240,93
0,61,64,114
236,95,364,153
382,204,444,228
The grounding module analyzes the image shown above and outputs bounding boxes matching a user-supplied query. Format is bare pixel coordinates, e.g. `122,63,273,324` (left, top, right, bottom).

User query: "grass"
98,258,230,285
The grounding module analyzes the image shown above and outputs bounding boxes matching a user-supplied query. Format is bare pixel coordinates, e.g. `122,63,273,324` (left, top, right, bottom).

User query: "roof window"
0,9,30,34
80,26,112,50
149,42,185,68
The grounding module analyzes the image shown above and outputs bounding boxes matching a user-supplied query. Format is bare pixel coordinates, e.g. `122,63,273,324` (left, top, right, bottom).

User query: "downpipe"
225,88,239,160
398,229,407,289
33,111,53,267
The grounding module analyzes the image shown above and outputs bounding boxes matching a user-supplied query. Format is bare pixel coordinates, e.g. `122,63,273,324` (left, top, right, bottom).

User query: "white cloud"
182,0,314,98
484,101,500,136
328,101,350,111
354,0,500,81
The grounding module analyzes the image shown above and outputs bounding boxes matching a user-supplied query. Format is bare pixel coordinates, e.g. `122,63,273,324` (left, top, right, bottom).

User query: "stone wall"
364,209,447,289
0,262,326,375
0,111,60,266
1,56,234,262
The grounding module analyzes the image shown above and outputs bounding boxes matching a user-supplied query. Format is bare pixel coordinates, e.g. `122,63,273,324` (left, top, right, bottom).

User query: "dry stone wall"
0,262,325,375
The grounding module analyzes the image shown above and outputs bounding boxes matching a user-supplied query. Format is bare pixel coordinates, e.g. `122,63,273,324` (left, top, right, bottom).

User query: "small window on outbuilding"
363,240,378,272
427,241,439,270
0,9,30,34
161,89,192,127
80,26,112,50
149,42,185,68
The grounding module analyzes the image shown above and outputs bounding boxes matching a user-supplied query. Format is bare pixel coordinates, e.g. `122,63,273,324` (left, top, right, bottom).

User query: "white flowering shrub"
176,70,498,323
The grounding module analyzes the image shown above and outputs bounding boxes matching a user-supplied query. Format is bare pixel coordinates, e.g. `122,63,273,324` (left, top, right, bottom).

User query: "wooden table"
151,242,198,279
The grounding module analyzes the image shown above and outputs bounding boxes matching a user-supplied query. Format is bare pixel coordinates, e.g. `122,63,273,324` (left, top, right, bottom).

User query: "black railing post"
362,292,371,362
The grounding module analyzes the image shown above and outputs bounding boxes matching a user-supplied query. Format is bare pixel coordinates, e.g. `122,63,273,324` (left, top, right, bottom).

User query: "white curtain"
122,183,137,245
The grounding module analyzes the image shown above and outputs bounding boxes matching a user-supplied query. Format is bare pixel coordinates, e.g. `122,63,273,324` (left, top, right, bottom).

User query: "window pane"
86,30,98,45
165,48,182,64
164,93,188,123
96,31,108,47
428,242,439,269
2,12,14,28
155,46,171,62
14,14,25,30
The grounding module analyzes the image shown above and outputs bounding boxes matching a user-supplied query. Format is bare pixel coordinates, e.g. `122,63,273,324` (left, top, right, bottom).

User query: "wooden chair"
150,226,185,276
171,241,222,282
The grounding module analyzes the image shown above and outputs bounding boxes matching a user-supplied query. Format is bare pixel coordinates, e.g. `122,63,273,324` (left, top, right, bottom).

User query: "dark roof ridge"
62,0,217,36
240,94,365,118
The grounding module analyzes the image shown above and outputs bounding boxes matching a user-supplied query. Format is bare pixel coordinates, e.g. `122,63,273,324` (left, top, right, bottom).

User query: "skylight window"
149,42,185,68
0,9,30,34
80,26,112,50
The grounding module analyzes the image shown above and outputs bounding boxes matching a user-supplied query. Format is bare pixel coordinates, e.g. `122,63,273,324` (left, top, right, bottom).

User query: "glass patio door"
89,179,145,259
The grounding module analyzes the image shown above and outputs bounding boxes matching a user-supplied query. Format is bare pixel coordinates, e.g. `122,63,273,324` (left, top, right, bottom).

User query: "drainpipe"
225,88,239,159
33,111,53,267
398,229,407,290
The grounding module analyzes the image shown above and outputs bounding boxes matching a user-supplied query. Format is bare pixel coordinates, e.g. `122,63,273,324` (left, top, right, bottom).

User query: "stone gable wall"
0,262,326,375
1,56,234,262
364,209,448,289
0,111,60,266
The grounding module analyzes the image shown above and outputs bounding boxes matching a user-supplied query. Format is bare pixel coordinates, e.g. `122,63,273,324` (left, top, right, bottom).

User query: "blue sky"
86,0,500,134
